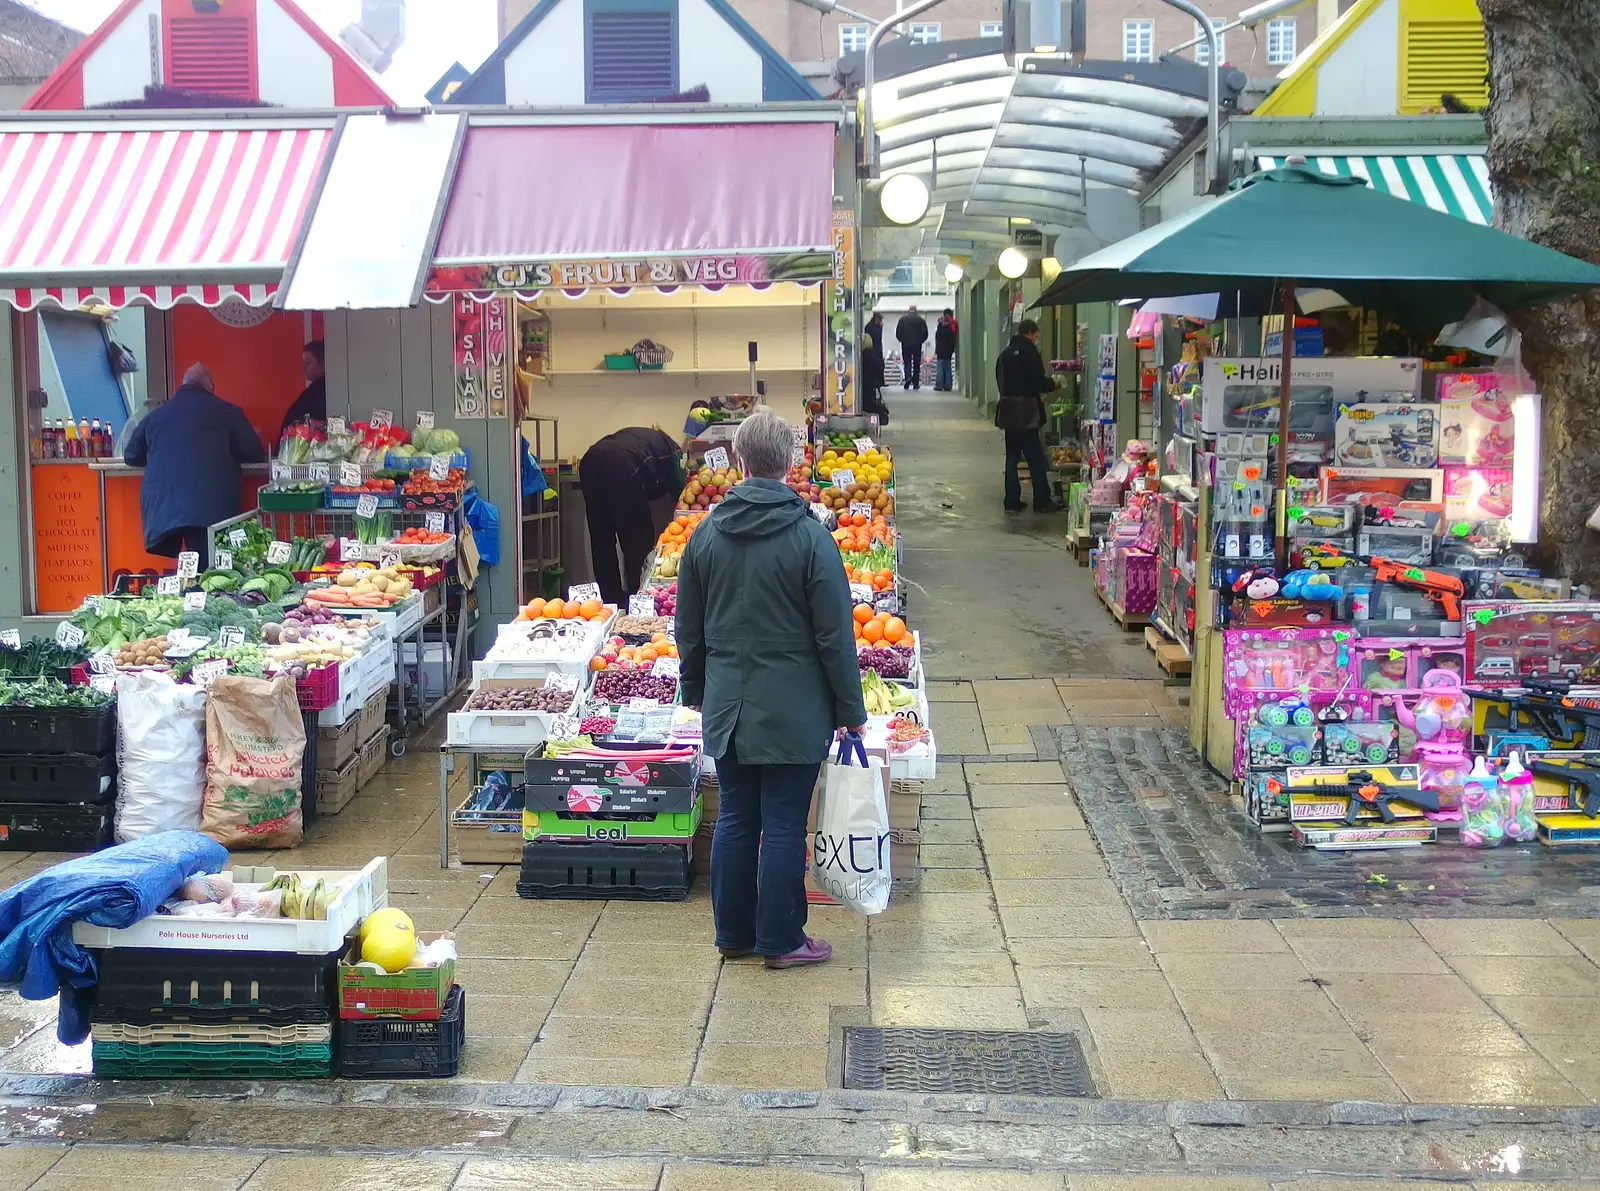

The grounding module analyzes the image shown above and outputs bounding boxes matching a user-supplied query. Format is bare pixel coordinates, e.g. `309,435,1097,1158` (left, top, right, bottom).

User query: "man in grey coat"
676,409,868,969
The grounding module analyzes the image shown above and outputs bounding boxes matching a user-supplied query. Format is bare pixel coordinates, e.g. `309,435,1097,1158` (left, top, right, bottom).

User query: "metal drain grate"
842,1028,1097,1096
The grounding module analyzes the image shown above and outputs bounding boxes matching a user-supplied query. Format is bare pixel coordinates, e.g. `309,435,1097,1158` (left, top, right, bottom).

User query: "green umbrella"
1034,163,1600,324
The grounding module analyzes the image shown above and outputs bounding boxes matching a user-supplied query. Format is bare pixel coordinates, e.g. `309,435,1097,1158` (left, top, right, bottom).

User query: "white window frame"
1122,19,1153,63
1194,17,1226,65
907,22,941,44
839,22,869,55
979,20,1003,37
1266,16,1297,65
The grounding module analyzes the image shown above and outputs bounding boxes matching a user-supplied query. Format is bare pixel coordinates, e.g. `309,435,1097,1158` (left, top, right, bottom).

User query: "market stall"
1038,162,1600,851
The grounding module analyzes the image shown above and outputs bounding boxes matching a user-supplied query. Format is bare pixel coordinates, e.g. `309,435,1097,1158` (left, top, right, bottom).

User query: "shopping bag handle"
834,731,868,767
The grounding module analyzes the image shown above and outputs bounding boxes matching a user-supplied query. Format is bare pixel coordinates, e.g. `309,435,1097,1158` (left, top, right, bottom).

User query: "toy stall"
444,412,932,898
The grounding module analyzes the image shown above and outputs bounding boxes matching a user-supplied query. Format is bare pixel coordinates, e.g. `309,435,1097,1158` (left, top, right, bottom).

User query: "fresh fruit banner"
427,251,837,295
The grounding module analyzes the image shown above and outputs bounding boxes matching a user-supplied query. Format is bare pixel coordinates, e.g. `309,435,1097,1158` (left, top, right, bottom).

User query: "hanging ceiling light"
879,174,931,226
997,246,1028,278
944,260,965,283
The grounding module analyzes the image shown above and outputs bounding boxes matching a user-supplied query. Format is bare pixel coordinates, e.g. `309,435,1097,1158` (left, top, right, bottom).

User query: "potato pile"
114,635,170,668
463,686,574,713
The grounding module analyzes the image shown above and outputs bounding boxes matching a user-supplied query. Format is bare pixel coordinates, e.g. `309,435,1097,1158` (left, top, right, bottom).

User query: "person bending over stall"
578,426,684,605
674,409,868,969
124,363,266,569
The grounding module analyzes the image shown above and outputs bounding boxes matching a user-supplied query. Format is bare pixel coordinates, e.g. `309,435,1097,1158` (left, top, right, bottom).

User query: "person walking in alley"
934,308,958,391
675,409,868,970
995,319,1064,514
896,306,929,390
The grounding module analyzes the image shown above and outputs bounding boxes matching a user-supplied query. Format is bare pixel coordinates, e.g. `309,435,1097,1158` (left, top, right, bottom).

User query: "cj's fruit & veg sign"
427,250,837,295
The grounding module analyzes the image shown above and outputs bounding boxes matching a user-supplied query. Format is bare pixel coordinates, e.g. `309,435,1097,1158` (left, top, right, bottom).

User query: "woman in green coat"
676,409,868,969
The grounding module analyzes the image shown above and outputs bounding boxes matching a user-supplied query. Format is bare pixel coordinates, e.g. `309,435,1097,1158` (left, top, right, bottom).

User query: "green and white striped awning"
1255,153,1492,225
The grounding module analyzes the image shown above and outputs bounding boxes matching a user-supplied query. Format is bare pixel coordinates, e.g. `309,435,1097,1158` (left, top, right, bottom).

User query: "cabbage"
391,444,416,458
410,429,433,454
429,429,460,453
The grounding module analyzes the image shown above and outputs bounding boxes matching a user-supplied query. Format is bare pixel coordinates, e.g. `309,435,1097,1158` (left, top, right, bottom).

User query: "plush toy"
1280,569,1340,601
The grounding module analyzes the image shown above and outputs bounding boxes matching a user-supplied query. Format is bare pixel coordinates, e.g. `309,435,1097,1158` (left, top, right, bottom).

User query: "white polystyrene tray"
72,858,388,955
445,685,580,747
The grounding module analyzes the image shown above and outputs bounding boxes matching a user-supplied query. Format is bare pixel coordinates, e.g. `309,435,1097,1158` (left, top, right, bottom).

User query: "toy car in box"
1322,720,1400,764
1334,403,1439,468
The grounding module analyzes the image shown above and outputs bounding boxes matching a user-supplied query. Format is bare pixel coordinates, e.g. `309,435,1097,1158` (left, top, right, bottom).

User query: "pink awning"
433,122,837,264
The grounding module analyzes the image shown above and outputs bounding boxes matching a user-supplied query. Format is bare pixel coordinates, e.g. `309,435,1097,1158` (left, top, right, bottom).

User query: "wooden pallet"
1094,582,1149,631
1067,530,1093,565
1144,625,1193,677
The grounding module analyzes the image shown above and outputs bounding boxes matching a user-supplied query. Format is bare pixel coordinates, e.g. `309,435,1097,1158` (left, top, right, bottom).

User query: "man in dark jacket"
276,340,326,442
865,311,885,357
124,363,266,564
895,306,929,390
579,426,685,605
859,332,888,424
994,320,1062,513
676,408,868,970
934,309,958,391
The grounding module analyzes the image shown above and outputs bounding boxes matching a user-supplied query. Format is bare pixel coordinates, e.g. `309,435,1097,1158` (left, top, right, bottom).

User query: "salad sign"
792,425,807,446
266,541,292,565
629,594,657,617
416,410,436,431
355,493,380,520
428,454,453,481
425,512,447,535
704,447,730,471
309,462,331,484
218,627,245,649
0,629,21,649
340,462,363,487
341,537,364,561
183,591,207,611
568,583,602,604
177,551,200,580
370,409,394,430
831,468,856,488
228,527,248,547
214,550,234,573
55,622,85,649
327,416,347,436
157,575,180,595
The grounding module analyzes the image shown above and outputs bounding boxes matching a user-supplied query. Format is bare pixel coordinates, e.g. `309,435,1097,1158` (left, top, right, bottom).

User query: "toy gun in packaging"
1334,768,1440,824
1526,753,1600,819
1469,680,1600,751
1370,558,1464,620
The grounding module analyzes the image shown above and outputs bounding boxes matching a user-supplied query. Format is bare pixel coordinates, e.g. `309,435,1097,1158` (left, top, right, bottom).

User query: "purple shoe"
765,937,832,969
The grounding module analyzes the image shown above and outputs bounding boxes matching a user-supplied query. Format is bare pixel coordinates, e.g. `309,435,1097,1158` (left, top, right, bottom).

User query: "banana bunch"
265,873,331,920
861,670,916,716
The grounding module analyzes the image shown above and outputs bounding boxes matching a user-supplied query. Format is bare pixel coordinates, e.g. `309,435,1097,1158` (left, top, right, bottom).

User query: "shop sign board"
484,296,510,419
827,210,856,415
453,294,486,419
30,463,103,614
427,252,837,295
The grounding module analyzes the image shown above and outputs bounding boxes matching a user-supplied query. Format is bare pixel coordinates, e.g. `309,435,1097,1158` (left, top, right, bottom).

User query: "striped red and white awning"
0,124,331,308
0,283,277,311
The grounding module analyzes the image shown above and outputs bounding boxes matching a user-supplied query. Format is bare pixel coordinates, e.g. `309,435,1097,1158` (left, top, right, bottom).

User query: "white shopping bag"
811,733,891,914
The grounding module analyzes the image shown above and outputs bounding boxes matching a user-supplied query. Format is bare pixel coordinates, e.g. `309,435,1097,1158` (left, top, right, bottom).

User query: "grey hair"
182,362,214,391
732,408,793,480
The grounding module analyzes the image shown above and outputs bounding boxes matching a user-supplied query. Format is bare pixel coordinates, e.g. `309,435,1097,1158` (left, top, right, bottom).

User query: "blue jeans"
935,358,953,390
710,738,821,957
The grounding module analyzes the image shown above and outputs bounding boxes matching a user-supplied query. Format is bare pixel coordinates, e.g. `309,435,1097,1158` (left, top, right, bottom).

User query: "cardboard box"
1292,821,1437,849
524,752,701,790
1202,357,1423,436
339,931,456,1020
1333,402,1439,468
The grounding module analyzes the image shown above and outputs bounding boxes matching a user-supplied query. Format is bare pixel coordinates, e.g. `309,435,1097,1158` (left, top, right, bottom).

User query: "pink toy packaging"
1444,466,1514,525
1437,371,1515,467
1384,669,1472,818
1222,628,1352,718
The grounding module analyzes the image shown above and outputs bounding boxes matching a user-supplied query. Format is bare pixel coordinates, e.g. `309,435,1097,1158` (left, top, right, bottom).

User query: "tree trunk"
1479,0,1600,583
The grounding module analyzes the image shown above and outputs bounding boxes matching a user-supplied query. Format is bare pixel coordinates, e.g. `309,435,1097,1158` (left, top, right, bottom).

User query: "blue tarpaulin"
0,831,228,1043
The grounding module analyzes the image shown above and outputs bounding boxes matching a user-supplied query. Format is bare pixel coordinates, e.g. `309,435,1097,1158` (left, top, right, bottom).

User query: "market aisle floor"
6,393,1600,1139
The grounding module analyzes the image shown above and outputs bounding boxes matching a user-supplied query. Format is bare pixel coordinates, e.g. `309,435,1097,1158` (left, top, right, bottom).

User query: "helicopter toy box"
1333,403,1439,469
1201,357,1423,437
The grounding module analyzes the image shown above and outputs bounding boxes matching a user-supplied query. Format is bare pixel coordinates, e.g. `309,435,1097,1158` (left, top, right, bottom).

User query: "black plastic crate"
0,752,116,803
0,704,115,756
0,798,114,852
517,840,693,901
88,946,342,1024
337,984,465,1078
301,710,318,829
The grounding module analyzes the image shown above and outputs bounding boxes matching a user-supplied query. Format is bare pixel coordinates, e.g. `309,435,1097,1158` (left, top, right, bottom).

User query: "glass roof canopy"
859,40,1224,257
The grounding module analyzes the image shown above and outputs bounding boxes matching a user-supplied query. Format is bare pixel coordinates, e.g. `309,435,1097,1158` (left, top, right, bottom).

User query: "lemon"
821,449,838,462
359,907,412,944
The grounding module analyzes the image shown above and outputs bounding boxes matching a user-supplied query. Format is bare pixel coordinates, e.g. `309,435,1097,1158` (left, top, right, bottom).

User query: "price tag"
228,527,248,548
548,713,582,741
55,622,85,648
215,549,233,572
629,594,657,617
87,651,115,675
830,468,856,488
651,657,680,678
81,594,103,616
341,537,364,561
218,627,245,649
271,462,290,481
89,674,115,694
326,415,347,437
429,454,453,481
704,447,730,471
309,462,331,484
379,550,401,569
849,502,874,520
416,410,436,431
849,583,873,603
853,436,875,453
266,540,292,565
157,575,180,595
177,548,199,577
792,424,807,444
628,696,662,709
370,409,393,430
425,511,447,535
873,590,898,612
340,462,362,487
183,591,207,611
0,629,20,649
191,659,229,687
811,503,831,523
167,627,191,647
543,671,580,693
568,583,602,604
356,493,379,520
791,446,806,466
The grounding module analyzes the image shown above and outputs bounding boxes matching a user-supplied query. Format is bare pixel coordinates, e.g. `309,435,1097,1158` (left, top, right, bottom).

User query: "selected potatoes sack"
201,674,305,849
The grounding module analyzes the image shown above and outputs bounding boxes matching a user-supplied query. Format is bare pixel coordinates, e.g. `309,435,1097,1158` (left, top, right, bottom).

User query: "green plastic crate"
91,1040,334,1079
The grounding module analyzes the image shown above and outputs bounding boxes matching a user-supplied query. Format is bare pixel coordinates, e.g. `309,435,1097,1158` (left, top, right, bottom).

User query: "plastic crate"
258,487,326,511
91,1020,332,1045
325,489,402,510
516,839,694,901
385,450,469,470
0,703,116,756
0,752,116,803
315,752,360,815
295,664,340,712
91,1040,333,1079
86,946,342,1024
0,798,114,851
337,985,464,1078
